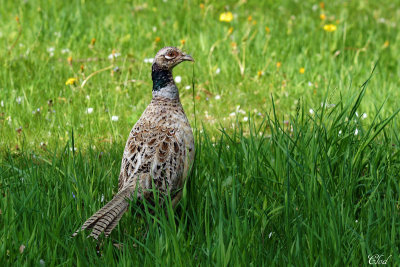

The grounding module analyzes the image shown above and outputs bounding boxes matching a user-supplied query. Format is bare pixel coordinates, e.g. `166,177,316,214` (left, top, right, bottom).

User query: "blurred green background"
0,0,398,151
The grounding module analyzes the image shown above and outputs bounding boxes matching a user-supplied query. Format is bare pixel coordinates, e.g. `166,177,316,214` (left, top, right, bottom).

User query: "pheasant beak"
181,53,195,62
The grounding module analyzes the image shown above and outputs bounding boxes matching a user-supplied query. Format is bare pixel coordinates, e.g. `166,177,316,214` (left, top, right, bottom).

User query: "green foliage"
2,80,400,265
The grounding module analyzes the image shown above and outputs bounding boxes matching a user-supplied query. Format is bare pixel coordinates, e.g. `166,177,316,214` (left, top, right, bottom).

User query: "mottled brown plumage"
73,47,195,239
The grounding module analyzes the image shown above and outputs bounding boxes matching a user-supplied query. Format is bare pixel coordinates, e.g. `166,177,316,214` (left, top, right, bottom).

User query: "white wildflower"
229,112,236,117
152,26,157,32
175,76,182,83
86,95,90,100
111,115,119,121
354,128,359,135
1,100,3,107
61,48,70,54
185,85,191,90
47,47,55,57
215,95,221,100
243,116,248,122
143,58,154,63
308,81,313,87
362,113,367,119
309,109,314,114
108,52,121,59
215,68,221,74
338,130,342,135
86,107,93,114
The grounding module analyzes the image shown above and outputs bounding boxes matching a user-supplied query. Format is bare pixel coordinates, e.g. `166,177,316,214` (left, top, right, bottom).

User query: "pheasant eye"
165,51,176,60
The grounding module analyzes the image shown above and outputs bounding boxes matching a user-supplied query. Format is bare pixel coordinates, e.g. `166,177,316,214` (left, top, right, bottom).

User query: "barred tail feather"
73,189,131,239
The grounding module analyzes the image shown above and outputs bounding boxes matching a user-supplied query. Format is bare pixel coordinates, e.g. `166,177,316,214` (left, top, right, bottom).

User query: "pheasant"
73,47,195,239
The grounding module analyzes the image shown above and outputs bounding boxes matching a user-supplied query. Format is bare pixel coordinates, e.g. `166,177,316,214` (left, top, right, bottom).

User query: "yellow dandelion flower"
265,26,270,33
247,15,252,22
257,70,263,77
65,78,77,85
180,39,186,45
155,36,161,43
383,40,389,48
200,3,205,9
219,12,233,22
228,27,234,35
276,62,282,68
320,14,326,20
323,24,337,32
299,67,305,74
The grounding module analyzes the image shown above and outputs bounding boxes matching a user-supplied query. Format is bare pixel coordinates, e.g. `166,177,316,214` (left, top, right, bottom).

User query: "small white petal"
215,95,221,100
86,95,90,100
185,85,191,90
215,68,221,74
354,128,359,135
108,52,121,59
144,58,154,63
338,130,342,135
87,108,93,114
309,109,314,114
0,100,3,107
101,194,104,202
229,112,236,117
175,76,182,83
268,232,274,238
111,115,119,121
61,48,70,54
362,113,367,119
243,116,248,122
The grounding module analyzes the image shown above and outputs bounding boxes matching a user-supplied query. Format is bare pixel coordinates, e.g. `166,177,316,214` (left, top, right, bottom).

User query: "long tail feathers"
73,189,131,239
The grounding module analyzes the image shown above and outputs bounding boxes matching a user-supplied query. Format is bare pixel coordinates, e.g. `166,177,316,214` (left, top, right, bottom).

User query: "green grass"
1,0,400,265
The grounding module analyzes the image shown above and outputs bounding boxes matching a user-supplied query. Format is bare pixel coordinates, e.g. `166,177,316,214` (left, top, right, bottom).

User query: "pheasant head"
153,46,194,70
152,47,194,96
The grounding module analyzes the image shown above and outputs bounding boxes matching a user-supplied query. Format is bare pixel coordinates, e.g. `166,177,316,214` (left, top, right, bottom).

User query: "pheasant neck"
152,64,179,99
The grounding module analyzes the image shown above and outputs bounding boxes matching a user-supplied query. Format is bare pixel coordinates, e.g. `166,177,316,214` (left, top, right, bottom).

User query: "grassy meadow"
1,0,400,265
